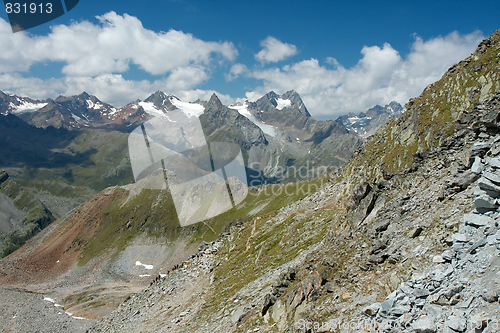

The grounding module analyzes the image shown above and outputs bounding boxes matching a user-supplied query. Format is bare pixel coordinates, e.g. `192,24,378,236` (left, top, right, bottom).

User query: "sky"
0,0,499,119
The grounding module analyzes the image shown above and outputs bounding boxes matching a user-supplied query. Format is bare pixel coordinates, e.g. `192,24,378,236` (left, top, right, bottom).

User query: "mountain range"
0,65,427,330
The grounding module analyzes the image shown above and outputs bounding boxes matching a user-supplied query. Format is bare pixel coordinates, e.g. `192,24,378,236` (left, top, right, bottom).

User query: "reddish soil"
0,190,123,285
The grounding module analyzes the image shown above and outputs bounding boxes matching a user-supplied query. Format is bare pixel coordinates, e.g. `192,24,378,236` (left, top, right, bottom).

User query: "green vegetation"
346,31,500,182
0,171,54,257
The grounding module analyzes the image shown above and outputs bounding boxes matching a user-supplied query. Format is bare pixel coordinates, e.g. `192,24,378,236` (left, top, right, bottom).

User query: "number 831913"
5,2,53,14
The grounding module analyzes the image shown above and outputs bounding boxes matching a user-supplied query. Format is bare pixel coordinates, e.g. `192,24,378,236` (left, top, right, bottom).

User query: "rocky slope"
84,29,500,333
0,170,54,257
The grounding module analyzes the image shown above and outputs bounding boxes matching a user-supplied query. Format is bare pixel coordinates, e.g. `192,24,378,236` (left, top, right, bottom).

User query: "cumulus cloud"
0,12,237,77
0,72,235,107
224,63,248,81
0,12,239,106
245,30,484,118
255,36,298,64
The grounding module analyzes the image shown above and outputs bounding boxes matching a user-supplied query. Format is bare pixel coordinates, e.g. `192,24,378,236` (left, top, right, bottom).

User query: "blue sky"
0,0,499,118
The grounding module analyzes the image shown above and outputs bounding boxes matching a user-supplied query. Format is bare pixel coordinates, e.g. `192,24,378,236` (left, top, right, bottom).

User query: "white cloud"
0,12,237,77
0,73,236,107
0,12,239,106
224,63,248,81
245,30,484,118
255,36,297,64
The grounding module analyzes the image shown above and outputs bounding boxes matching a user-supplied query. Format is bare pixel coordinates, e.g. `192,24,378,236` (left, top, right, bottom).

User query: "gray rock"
471,156,485,174
380,297,395,313
488,157,500,168
375,220,390,233
474,187,500,199
414,288,430,298
412,316,437,333
433,266,454,282
487,234,498,244
481,290,498,303
471,142,491,158
432,255,445,263
443,283,464,299
370,239,387,254
388,305,410,316
363,303,380,317
441,250,455,261
469,238,487,253
368,253,387,264
478,177,500,192
446,316,467,332
451,172,479,190
410,226,423,238
483,170,500,184
453,242,465,252
261,294,276,316
474,195,498,209
464,213,493,227
452,233,468,242
352,182,372,204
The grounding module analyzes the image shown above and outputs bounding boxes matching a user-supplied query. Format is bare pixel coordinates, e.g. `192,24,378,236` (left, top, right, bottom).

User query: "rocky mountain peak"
78,91,91,100
207,93,223,108
144,91,168,103
281,90,310,116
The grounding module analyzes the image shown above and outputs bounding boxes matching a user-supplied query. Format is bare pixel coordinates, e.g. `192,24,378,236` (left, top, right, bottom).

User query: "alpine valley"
0,29,499,333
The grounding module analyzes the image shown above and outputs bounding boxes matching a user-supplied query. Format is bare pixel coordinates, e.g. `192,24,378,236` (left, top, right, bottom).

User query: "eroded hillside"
86,29,500,333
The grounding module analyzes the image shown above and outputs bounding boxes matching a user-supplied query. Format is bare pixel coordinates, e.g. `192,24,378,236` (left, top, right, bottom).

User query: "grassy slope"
346,29,500,183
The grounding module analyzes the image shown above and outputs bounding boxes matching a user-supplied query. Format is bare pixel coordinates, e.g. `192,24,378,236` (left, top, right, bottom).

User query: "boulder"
414,288,430,298
470,142,490,158
483,170,500,184
452,233,467,242
352,182,372,204
488,156,500,168
363,303,380,317
471,156,484,174
463,213,493,227
474,195,498,209
409,226,423,238
412,316,437,333
445,316,467,332
478,177,500,192
481,290,498,303
261,293,276,316
441,250,455,261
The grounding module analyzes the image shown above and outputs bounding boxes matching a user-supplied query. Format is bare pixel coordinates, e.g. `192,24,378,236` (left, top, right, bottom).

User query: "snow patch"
139,274,151,277
86,99,104,110
138,102,166,118
275,98,291,110
135,260,154,270
10,101,47,113
170,98,205,117
230,103,277,137
43,297,56,303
